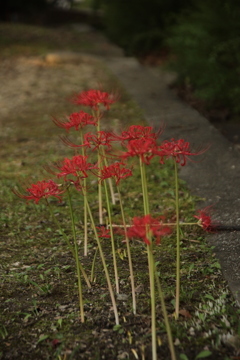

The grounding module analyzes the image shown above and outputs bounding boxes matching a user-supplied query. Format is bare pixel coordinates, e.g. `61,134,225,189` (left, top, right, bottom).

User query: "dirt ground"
0,54,104,122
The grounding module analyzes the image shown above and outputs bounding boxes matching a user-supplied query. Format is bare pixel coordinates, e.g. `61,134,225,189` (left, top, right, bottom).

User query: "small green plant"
180,349,212,360
0,325,8,340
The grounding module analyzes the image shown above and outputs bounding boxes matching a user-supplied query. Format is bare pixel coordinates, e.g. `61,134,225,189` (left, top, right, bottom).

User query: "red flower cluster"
83,131,116,152
53,111,97,132
96,226,111,238
194,207,214,232
13,180,63,204
121,138,157,164
119,125,159,144
60,131,116,153
99,162,133,185
127,215,171,245
70,89,119,111
157,138,207,166
52,155,97,181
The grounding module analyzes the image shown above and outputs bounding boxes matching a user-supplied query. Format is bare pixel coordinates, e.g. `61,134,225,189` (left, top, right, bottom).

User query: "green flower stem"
103,155,116,205
142,158,150,213
98,157,103,224
154,261,176,360
139,157,153,291
79,128,88,257
117,184,136,314
45,199,91,289
83,178,88,256
66,188,84,323
97,114,103,224
84,191,119,325
103,179,119,294
147,234,157,360
139,158,148,214
139,158,157,359
90,246,99,282
174,160,180,320
108,178,116,205
111,222,197,228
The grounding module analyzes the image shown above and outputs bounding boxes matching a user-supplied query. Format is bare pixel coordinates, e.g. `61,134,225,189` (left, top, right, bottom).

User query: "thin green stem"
45,199,91,289
103,179,119,293
139,157,152,293
103,155,116,205
110,222,198,228
66,188,84,323
139,157,148,214
79,128,88,257
90,246,99,282
174,160,180,320
154,262,176,360
117,184,136,314
97,117,103,224
139,158,156,358
84,191,119,325
147,236,157,360
142,159,150,214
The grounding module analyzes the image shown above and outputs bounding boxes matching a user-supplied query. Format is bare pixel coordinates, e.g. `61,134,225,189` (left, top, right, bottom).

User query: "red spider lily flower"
117,125,162,144
70,89,119,111
156,138,208,166
52,111,97,132
99,162,133,185
13,179,64,204
51,155,98,181
121,138,158,164
194,206,215,232
60,131,116,153
83,131,116,152
127,215,171,245
67,178,84,192
96,226,111,238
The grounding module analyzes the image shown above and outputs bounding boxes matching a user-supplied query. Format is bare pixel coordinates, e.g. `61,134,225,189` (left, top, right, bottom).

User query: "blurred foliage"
100,0,190,55
1,0,48,13
99,0,240,115
166,0,240,113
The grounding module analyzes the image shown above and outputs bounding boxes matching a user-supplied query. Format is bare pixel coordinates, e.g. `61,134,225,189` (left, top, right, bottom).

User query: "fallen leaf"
117,293,128,301
117,352,129,359
179,309,191,318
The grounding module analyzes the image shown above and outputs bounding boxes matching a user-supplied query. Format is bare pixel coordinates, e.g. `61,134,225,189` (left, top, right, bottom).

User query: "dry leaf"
179,309,192,318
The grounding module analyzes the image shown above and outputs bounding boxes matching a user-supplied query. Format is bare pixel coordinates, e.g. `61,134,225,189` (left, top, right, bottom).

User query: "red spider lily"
51,155,98,181
194,206,215,232
83,131,116,152
52,111,97,132
60,131,116,153
96,226,111,238
121,138,158,164
13,179,64,204
116,125,162,144
99,162,133,185
70,89,119,111
156,138,208,166
127,215,172,245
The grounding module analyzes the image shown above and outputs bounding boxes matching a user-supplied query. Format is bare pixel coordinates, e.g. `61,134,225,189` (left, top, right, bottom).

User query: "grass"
0,21,240,360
